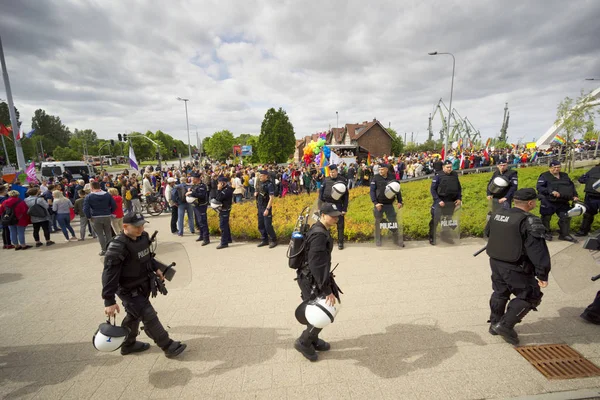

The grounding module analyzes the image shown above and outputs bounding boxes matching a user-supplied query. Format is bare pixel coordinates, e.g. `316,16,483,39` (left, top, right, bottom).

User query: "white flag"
128,146,139,171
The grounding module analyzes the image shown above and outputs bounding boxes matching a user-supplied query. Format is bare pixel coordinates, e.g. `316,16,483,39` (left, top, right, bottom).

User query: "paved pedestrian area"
1,214,599,399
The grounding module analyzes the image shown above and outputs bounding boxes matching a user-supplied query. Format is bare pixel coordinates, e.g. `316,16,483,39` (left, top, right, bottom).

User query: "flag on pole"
25,161,38,184
553,135,565,145
440,145,445,161
366,152,371,166
485,138,492,148
483,147,489,161
25,129,35,139
460,152,466,169
0,124,11,137
329,151,342,166
319,149,325,168
128,145,139,171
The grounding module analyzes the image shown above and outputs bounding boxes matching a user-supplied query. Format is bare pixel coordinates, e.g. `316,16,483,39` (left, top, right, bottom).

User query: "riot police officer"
536,160,579,242
485,188,551,345
428,160,462,245
319,164,349,249
187,171,210,245
256,169,278,248
575,163,600,237
486,158,518,212
294,202,341,362
102,212,187,357
369,163,403,247
215,176,233,249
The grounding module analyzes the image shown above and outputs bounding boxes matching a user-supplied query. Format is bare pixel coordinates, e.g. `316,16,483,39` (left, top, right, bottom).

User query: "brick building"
294,119,392,162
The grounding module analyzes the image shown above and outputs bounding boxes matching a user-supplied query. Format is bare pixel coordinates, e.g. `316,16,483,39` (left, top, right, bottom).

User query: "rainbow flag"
553,135,565,145
485,138,491,148
324,166,330,177
458,138,463,152
366,153,371,166
531,151,538,162
319,149,325,168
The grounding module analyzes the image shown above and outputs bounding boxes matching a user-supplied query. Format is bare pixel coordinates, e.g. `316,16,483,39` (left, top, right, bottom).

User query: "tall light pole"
336,111,338,129
190,123,200,159
0,35,26,170
429,51,456,161
584,79,600,157
176,97,192,161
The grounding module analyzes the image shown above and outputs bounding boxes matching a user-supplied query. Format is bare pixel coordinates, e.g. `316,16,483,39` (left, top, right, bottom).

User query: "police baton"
473,246,487,257
592,273,600,282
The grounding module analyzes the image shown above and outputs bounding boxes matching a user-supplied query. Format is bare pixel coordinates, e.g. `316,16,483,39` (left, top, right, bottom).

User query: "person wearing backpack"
0,190,31,250
25,187,55,248
0,185,14,249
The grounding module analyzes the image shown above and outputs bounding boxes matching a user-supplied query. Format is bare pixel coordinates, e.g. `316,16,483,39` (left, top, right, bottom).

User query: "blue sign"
241,145,252,156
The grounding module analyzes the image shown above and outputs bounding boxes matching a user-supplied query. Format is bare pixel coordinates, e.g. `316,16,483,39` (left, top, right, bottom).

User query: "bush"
205,166,595,242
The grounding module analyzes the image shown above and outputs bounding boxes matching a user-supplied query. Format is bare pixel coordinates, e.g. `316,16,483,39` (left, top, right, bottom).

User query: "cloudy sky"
1,0,599,147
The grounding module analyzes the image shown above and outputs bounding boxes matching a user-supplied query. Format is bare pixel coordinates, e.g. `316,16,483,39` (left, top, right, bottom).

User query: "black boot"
296,325,321,361
575,213,594,237
558,217,577,242
491,299,532,345
541,215,553,241
163,340,187,358
120,315,150,355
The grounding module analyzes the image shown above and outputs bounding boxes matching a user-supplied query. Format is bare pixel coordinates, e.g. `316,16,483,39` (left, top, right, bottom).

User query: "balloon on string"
323,146,330,158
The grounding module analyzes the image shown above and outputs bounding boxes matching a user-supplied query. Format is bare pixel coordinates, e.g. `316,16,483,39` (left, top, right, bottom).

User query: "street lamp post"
190,124,200,161
585,79,600,157
177,97,192,162
429,51,456,161
336,111,338,129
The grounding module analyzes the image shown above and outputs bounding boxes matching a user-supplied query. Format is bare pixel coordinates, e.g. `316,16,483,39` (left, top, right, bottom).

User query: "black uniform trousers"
579,195,600,234
193,204,209,242
170,205,178,234
582,291,600,322
428,202,456,240
117,284,171,349
489,260,543,325
296,271,322,345
219,209,232,245
257,206,277,242
540,199,571,236
373,204,399,245
490,198,511,214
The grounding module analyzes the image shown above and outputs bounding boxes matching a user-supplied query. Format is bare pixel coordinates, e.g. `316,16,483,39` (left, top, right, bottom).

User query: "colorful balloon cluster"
303,132,330,165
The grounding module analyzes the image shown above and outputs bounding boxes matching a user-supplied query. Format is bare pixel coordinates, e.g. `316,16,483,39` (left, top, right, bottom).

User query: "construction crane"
427,98,481,144
499,102,509,142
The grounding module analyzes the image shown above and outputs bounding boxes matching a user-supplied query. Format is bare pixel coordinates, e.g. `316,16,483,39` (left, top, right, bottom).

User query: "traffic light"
172,146,177,156
110,139,115,146
118,133,122,141
123,134,128,141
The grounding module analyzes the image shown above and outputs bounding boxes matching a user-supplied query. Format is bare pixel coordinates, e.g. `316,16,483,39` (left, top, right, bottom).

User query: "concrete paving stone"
116,375,155,399
88,377,132,400
1,383,41,400
213,387,288,400
326,359,362,383
59,379,103,400
347,379,385,399
211,368,244,393
241,364,273,391
300,360,332,385
178,374,216,398
286,384,321,400
271,362,302,387
377,376,418,399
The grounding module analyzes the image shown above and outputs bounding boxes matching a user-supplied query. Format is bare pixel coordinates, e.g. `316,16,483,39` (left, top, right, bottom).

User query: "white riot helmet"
331,182,347,201
384,181,401,199
186,195,197,204
567,201,587,218
488,176,510,194
304,297,341,329
593,178,600,193
210,199,222,211
93,318,130,352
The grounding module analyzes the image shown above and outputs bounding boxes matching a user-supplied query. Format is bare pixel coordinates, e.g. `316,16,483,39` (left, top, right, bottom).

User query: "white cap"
167,178,176,183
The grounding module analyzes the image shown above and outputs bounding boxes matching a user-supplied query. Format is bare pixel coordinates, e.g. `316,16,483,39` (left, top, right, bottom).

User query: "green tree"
204,130,235,161
258,108,295,163
245,135,260,163
555,90,598,171
386,128,405,156
31,109,71,156
53,146,82,161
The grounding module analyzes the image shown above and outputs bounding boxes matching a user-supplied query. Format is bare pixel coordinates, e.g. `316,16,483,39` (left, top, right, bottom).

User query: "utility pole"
0,35,26,170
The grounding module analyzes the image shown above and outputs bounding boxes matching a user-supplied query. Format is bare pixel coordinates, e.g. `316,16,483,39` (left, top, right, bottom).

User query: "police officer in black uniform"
486,158,518,213
575,163,600,236
294,202,341,362
536,160,579,242
428,160,462,245
256,169,278,248
102,212,187,357
187,171,210,245
485,188,551,345
319,164,349,249
369,163,403,247
215,176,233,249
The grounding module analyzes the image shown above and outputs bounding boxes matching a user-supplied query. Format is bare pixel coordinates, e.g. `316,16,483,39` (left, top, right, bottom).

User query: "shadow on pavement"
520,307,600,345
325,322,486,378
0,341,118,399
0,273,23,284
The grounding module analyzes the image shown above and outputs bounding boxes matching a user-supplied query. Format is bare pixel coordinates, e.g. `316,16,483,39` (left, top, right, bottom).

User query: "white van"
41,161,96,180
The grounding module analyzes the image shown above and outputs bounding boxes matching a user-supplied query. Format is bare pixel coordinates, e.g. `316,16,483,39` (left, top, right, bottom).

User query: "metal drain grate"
516,344,600,380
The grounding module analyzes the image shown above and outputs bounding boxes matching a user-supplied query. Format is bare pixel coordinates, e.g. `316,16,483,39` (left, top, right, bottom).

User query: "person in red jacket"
108,188,124,234
0,190,31,250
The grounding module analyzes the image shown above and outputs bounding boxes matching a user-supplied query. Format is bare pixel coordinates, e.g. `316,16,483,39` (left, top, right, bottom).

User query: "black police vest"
489,170,515,198
486,208,527,263
542,171,574,202
194,183,209,205
117,233,152,279
436,173,460,200
374,174,395,204
584,166,600,195
258,182,271,208
322,177,345,203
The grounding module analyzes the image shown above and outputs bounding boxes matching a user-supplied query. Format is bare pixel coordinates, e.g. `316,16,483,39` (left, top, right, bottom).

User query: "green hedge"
197,166,595,242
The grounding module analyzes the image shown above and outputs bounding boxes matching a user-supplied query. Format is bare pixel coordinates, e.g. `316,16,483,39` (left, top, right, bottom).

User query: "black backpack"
287,206,326,269
1,200,21,226
27,198,48,218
